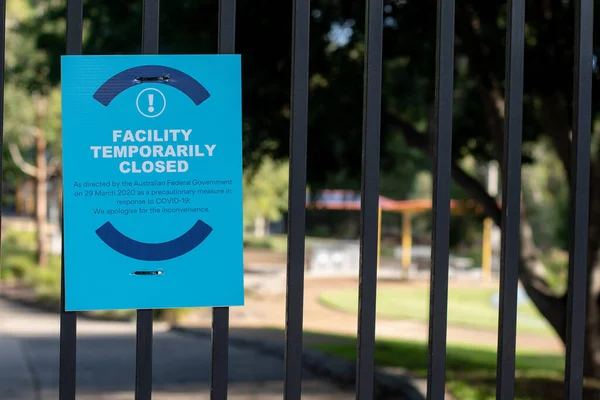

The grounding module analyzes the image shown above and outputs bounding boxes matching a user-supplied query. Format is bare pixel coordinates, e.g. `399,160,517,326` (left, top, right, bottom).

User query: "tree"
7,92,61,267
5,0,56,266
27,0,600,377
243,156,289,237
5,0,62,267
376,0,600,378
522,139,570,252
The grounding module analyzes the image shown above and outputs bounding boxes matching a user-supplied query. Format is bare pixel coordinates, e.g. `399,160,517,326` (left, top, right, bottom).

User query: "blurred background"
0,0,596,399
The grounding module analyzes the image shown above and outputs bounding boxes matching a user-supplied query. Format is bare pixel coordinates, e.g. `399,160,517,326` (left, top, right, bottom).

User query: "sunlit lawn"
319,286,555,336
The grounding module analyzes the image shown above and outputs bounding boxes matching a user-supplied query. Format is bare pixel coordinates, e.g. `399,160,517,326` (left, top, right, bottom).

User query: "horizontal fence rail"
0,0,589,399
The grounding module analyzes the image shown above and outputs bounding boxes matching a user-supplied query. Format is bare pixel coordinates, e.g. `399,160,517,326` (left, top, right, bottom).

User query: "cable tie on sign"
132,270,164,276
133,74,170,83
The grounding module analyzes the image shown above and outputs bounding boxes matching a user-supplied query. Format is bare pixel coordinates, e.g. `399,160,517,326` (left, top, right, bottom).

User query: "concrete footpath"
0,299,355,399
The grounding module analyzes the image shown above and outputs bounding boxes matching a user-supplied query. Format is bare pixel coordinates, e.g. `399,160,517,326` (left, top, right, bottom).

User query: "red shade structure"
306,189,482,214
305,189,489,277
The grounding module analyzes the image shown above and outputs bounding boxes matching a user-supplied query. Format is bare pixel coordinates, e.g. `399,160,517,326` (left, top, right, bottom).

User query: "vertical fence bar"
135,1,160,399
210,308,229,400
141,0,160,54
0,0,4,249
426,0,455,397
355,0,383,398
135,309,153,400
210,0,235,399
0,0,4,288
495,0,525,398
59,1,82,399
283,0,310,398
564,0,593,398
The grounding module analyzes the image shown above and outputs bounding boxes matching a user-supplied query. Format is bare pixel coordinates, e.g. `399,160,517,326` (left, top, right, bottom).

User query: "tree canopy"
19,0,600,374
26,1,599,190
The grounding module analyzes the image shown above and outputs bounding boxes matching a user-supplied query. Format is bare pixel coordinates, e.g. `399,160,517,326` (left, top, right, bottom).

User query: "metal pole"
377,206,382,269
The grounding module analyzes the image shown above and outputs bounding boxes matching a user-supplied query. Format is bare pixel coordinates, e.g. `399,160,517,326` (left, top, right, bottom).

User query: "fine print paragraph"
71,178,234,216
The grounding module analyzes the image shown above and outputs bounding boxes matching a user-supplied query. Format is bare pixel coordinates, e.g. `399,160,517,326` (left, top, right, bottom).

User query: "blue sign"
61,55,244,311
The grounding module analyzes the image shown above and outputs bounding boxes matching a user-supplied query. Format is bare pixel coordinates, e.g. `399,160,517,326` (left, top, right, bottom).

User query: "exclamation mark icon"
148,93,154,113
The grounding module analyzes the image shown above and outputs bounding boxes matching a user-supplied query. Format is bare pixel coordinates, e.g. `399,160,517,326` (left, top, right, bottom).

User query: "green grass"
320,287,555,336
0,229,189,321
1,229,111,314
313,336,566,400
1,230,62,298
244,234,289,252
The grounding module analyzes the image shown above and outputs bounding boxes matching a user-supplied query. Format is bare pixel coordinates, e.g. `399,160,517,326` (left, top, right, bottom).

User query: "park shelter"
306,189,493,279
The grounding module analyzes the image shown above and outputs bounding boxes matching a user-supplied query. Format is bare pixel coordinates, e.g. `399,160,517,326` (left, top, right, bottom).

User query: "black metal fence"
0,0,593,399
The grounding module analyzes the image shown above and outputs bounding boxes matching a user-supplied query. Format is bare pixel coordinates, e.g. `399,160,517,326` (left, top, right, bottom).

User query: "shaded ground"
0,299,356,400
174,325,579,400
0,242,566,399
179,270,570,399
315,338,569,400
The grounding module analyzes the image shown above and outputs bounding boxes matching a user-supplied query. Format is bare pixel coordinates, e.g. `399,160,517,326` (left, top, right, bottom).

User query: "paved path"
0,299,354,399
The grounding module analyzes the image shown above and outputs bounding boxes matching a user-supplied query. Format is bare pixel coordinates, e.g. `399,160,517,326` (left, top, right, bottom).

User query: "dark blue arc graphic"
93,65,210,107
96,220,212,261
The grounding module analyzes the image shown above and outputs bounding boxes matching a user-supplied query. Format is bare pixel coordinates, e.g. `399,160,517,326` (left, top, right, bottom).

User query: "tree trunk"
254,216,266,237
583,182,600,380
584,257,600,380
518,145,600,383
517,196,568,340
390,91,600,381
35,129,49,268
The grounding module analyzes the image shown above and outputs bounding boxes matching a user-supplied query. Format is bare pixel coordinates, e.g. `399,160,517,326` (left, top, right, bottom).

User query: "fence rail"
0,0,591,399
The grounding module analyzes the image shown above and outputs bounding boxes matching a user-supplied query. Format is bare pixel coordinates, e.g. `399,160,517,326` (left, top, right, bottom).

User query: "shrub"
1,229,197,323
